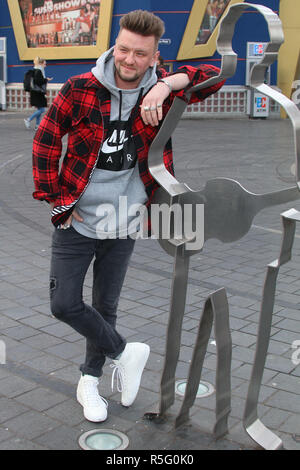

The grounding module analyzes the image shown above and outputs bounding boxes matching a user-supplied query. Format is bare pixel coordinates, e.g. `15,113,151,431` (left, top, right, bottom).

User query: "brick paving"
0,112,299,450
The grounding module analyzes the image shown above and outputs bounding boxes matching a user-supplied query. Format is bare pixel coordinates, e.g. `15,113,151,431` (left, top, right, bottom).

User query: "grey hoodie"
72,48,158,239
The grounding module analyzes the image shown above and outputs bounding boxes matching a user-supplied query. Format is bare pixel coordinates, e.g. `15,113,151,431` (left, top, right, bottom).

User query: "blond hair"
119,10,165,49
33,56,46,66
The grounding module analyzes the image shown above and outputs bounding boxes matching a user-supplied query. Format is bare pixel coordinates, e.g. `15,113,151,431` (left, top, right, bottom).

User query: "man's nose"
125,52,135,64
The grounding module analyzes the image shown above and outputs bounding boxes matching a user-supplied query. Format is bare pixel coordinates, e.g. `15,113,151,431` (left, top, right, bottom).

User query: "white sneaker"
111,343,150,407
24,118,30,129
76,374,108,422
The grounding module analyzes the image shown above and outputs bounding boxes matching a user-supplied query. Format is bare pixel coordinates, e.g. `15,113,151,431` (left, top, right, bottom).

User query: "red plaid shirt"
32,64,224,227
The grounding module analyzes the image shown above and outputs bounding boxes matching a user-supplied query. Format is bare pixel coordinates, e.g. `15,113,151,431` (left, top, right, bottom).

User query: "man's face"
113,28,159,88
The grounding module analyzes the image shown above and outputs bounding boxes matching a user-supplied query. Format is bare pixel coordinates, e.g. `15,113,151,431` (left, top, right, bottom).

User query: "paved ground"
0,111,299,451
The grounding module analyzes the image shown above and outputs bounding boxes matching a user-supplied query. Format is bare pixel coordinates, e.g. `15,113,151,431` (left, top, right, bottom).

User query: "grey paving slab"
265,355,297,374
22,354,71,374
44,342,84,360
0,316,19,329
0,397,29,424
48,365,82,386
267,372,300,393
117,314,151,329
20,313,57,329
2,409,60,440
1,306,39,321
0,374,37,398
0,427,13,443
34,424,82,450
280,414,300,434
14,387,68,412
21,333,64,350
267,340,292,356
266,393,300,425
0,436,48,450
2,325,40,340
43,399,86,427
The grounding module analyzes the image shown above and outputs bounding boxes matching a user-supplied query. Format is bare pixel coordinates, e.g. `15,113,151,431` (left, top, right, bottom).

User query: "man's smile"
121,64,136,72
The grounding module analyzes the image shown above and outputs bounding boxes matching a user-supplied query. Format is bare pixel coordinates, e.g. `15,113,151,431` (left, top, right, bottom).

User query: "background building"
0,0,298,117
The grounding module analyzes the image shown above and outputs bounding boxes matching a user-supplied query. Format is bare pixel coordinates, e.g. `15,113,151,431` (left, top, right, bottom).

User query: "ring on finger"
157,103,162,108
150,106,156,111
143,106,150,111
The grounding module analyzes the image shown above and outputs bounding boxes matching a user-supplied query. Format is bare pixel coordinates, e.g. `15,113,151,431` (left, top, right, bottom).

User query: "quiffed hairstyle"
119,10,165,48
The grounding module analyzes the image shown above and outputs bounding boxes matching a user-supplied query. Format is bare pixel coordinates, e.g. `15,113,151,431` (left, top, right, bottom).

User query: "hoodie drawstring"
116,88,144,154
117,90,123,152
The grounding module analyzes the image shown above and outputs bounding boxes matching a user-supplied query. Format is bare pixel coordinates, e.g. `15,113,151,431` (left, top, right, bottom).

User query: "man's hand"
140,81,170,126
140,73,190,126
50,202,83,227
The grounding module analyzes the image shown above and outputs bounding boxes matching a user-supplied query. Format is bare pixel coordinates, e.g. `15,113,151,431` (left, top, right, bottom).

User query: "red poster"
19,0,101,48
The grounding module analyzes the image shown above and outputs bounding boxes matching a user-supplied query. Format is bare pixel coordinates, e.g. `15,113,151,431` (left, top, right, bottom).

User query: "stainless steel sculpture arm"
148,2,300,194
147,2,239,195
149,2,300,256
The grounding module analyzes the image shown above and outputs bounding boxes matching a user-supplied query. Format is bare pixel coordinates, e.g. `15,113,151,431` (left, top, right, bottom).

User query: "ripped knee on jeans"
49,277,57,299
49,277,64,319
49,277,59,318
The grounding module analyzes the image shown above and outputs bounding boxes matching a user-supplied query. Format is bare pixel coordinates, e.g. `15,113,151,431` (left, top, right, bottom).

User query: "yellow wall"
278,0,300,114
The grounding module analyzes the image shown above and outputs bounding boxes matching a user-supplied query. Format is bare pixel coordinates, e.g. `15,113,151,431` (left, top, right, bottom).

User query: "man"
32,10,224,423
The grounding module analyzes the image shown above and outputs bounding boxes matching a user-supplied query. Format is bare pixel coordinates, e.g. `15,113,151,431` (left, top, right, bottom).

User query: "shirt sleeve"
32,79,73,202
169,64,225,104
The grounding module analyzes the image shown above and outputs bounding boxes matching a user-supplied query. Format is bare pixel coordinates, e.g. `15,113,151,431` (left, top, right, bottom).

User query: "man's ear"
112,42,117,58
113,33,119,57
151,50,160,67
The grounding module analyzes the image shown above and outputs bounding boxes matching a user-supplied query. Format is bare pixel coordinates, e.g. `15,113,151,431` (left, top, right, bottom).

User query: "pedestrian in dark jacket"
24,57,52,131
32,10,225,424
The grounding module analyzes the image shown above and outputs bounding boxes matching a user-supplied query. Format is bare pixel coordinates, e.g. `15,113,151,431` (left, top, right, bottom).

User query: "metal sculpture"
243,207,300,450
144,3,300,450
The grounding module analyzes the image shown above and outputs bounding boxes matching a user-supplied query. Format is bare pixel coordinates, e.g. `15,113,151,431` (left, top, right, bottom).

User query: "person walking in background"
207,0,219,32
156,54,166,75
24,57,52,131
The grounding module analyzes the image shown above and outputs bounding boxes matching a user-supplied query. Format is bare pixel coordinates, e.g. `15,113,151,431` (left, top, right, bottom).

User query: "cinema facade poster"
177,0,244,60
8,0,114,60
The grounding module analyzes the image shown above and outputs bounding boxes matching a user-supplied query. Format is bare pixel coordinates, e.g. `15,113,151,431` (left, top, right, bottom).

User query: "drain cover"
78,429,129,450
175,379,215,398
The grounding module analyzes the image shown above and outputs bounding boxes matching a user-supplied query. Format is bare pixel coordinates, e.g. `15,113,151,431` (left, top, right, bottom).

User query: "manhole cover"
175,380,215,398
78,429,129,450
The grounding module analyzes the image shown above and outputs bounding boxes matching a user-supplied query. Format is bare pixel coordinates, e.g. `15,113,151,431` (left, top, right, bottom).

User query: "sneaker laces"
82,379,108,408
110,363,124,393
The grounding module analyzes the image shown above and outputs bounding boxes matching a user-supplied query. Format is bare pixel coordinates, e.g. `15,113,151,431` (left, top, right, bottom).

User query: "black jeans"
50,226,135,378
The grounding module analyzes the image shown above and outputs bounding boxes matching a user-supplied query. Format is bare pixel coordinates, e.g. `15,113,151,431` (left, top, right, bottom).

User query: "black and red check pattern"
32,65,224,227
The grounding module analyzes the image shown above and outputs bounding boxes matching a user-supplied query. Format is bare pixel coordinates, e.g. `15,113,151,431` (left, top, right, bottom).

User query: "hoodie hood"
91,47,158,121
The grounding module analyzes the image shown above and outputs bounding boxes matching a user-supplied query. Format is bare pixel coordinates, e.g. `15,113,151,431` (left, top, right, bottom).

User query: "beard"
115,63,141,83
